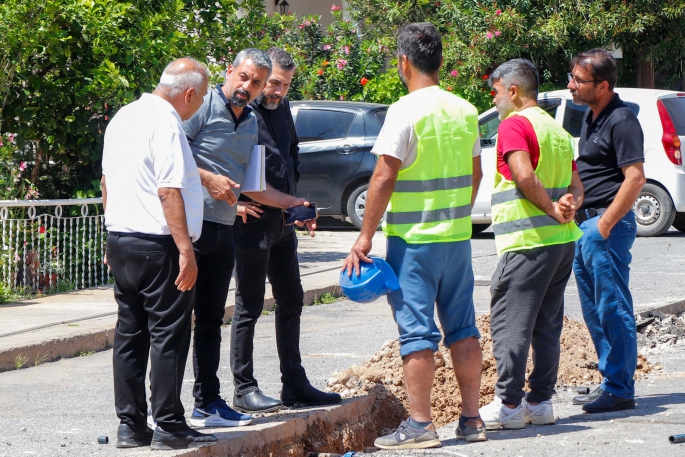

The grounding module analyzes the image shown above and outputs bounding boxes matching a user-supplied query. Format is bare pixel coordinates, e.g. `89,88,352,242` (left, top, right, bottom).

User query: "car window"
479,114,501,140
295,109,356,142
661,97,685,135
365,108,387,137
564,100,640,137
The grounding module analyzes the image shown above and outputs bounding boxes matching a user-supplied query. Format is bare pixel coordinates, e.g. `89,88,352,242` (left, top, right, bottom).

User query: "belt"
574,207,607,225
107,231,173,240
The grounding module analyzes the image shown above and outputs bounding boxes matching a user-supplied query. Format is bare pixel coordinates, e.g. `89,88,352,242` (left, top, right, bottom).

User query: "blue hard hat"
339,257,400,303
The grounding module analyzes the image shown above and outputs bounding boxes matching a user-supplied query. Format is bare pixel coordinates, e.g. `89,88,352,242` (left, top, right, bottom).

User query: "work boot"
572,386,603,405
116,423,153,448
233,390,283,414
281,383,342,407
374,419,441,450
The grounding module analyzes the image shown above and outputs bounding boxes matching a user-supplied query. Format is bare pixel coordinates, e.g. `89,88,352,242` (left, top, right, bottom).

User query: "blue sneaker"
189,399,253,427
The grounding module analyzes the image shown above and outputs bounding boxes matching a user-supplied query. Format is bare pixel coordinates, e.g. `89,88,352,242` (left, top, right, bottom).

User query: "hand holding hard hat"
339,257,400,303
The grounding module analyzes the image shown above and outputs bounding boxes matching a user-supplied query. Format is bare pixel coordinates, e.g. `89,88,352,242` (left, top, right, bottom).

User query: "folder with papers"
241,144,267,192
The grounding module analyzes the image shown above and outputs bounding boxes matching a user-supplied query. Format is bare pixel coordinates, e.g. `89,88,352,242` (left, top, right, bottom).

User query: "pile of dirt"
326,314,655,428
638,311,685,355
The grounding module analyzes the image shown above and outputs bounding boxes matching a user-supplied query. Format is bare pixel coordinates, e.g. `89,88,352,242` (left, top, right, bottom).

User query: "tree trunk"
636,58,655,89
31,140,42,185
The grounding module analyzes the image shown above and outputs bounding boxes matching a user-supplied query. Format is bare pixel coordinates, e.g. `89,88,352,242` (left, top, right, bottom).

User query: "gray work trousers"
490,242,575,406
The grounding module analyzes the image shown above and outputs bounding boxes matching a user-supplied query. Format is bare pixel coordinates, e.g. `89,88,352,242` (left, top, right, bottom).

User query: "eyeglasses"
567,72,602,86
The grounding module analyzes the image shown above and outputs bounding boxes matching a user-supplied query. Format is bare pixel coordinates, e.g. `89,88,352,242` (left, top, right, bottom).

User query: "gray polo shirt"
182,85,258,225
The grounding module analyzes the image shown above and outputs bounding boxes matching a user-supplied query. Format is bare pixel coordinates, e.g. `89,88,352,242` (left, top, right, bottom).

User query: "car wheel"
672,212,685,233
633,183,676,237
346,183,382,230
472,224,490,235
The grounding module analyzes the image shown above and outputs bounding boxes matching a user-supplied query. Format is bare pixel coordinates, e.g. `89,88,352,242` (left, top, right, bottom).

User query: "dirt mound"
326,314,654,428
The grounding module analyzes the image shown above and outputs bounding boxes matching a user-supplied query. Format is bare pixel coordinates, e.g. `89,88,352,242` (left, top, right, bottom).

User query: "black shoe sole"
116,439,152,448
150,441,217,450
282,399,343,407
583,401,635,413
233,403,283,414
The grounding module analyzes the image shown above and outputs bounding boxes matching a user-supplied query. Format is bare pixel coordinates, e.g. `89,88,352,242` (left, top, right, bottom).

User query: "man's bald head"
156,57,208,98
154,57,209,120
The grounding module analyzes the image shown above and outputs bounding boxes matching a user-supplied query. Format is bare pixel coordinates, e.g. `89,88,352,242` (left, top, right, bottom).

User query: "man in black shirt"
567,49,646,413
230,48,342,413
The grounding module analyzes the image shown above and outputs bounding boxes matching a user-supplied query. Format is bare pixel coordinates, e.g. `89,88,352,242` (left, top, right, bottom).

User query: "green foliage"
312,292,338,305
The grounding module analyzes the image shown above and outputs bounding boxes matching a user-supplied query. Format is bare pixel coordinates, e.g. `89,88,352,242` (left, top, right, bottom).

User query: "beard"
257,94,283,110
229,88,250,108
496,96,516,120
398,66,408,90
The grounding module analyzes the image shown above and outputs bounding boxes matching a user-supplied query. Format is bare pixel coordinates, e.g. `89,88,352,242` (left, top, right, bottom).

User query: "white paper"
241,145,266,192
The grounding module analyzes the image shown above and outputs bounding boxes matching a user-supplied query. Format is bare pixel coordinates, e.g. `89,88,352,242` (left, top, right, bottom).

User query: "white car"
472,88,685,236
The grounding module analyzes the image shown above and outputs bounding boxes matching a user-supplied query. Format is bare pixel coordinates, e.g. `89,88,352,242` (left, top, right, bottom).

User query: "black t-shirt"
577,93,644,210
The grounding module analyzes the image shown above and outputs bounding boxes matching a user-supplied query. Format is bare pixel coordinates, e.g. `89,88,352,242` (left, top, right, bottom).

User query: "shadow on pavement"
442,423,592,445
565,392,685,422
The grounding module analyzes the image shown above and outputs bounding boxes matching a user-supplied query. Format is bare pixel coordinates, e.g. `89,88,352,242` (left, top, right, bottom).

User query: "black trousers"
191,220,235,408
490,242,575,406
108,233,193,432
231,209,308,395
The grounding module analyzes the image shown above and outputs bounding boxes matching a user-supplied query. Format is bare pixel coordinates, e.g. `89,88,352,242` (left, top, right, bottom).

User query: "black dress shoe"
233,390,283,413
150,426,217,450
582,391,635,413
116,423,153,448
572,386,604,405
281,383,342,407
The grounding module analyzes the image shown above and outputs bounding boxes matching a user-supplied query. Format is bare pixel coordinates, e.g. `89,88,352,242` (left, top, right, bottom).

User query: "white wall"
265,0,349,27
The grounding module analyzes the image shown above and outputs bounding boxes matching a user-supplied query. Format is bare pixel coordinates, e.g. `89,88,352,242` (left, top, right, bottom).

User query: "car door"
474,98,562,223
292,107,365,210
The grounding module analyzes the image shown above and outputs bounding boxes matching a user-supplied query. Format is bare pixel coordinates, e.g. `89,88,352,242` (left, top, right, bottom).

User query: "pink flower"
450,70,458,77
8,134,15,143
495,9,502,15
0,141,3,147
323,44,332,51
14,254,20,262
342,45,350,55
339,95,344,100
486,32,493,39
299,24,304,29
331,4,342,11
495,30,501,36
336,58,348,70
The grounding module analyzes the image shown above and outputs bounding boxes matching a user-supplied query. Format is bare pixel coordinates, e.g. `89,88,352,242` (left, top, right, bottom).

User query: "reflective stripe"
491,187,568,205
492,214,559,236
394,175,472,193
386,204,472,225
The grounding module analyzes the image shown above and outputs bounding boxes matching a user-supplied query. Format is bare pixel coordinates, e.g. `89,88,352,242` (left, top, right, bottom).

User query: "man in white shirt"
101,57,217,451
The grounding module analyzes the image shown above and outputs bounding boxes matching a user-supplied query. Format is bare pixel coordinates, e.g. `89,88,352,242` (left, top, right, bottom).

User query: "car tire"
633,183,676,237
672,212,685,233
472,224,490,235
346,183,382,230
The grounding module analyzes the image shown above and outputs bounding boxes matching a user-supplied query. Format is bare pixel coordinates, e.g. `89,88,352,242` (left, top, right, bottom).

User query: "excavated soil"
326,314,655,428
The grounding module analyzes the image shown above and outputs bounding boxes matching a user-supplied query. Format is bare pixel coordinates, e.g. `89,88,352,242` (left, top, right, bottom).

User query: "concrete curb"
0,283,343,373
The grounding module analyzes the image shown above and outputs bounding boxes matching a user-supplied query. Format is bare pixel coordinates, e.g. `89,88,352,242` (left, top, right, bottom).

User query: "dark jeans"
108,233,193,432
191,220,235,408
490,242,575,406
574,211,637,399
231,208,308,395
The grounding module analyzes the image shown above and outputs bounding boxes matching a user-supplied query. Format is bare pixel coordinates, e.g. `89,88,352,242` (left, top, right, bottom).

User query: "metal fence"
0,198,109,293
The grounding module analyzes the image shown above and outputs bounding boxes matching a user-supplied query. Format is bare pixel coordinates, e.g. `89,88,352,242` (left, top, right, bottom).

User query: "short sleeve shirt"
577,93,644,210
497,115,577,181
102,93,203,241
371,88,481,167
183,85,258,225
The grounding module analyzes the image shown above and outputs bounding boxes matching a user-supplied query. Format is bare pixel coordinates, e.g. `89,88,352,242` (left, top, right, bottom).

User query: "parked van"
473,89,685,236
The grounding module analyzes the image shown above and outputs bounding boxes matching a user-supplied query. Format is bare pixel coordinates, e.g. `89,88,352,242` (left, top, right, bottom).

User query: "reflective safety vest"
491,106,582,255
384,86,478,244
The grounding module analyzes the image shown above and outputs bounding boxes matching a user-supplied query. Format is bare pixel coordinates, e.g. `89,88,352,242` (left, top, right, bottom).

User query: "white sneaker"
147,407,157,430
523,398,555,425
478,397,525,430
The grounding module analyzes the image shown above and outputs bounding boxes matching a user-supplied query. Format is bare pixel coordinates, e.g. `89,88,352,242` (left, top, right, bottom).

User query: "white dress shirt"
102,93,203,241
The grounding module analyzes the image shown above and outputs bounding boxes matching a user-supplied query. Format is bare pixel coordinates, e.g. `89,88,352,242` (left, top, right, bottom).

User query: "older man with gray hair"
478,59,584,430
103,57,217,450
180,48,312,424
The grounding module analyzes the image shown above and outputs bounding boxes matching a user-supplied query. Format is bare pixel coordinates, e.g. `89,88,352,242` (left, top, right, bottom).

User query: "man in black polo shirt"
567,49,646,413
230,48,342,413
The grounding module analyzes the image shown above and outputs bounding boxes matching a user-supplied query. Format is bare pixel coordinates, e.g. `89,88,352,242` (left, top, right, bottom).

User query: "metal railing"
0,198,109,293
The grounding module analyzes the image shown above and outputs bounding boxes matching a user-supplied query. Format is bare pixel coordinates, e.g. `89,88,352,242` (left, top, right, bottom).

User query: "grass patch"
34,354,49,367
14,354,29,370
76,350,95,357
312,292,338,305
